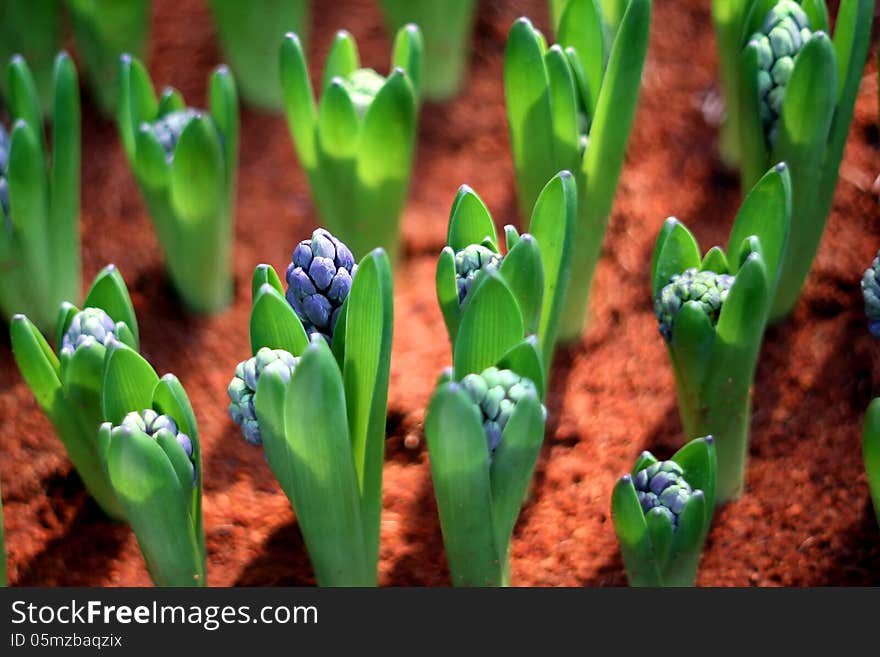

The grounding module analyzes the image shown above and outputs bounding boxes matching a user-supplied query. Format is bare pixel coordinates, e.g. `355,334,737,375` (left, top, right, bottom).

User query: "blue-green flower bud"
228,347,300,446
146,108,201,161
460,366,543,458
60,307,119,357
747,0,813,145
654,268,735,343
285,228,357,342
632,459,694,530
454,244,502,305
121,409,195,486
861,250,880,338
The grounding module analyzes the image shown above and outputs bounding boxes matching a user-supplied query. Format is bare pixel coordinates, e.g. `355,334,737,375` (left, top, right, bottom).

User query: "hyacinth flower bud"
454,244,502,305
861,251,880,339
119,409,196,486
60,307,119,356
654,268,735,343
612,436,716,587
228,347,300,445
285,228,357,342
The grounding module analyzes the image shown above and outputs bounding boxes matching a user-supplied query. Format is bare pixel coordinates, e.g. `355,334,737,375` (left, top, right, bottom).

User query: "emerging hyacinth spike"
147,109,201,160
343,68,387,118
120,409,196,485
60,307,119,356
862,251,880,338
454,244,502,305
461,366,543,457
285,228,357,341
632,459,695,531
654,268,735,342
228,347,300,445
748,0,813,144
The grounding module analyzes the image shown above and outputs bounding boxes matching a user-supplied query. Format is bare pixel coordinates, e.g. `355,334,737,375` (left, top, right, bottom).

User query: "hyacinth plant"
714,0,873,321
505,0,650,342
612,436,717,586
437,171,576,380
10,265,140,521
227,229,392,586
379,0,476,101
99,344,205,586
0,53,80,335
66,0,150,116
209,0,309,111
117,55,238,314
652,164,791,503
426,242,550,585
280,25,421,262
0,0,62,115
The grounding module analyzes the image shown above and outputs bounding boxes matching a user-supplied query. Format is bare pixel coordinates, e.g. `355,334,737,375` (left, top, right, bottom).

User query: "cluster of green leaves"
864,400,880,528
0,0,149,117
10,265,139,521
0,54,80,335
436,171,576,381
504,0,650,342
379,0,476,101
209,0,309,111
280,25,422,263
651,165,791,503
243,249,393,585
67,0,150,116
117,55,239,314
423,175,574,586
100,346,205,587
612,436,717,586
714,0,874,321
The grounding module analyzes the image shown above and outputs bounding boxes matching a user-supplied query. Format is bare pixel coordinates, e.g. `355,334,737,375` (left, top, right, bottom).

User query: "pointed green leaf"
504,225,521,251
436,246,461,346
557,0,605,120
317,79,360,159
651,219,701,297
322,30,360,91
454,273,524,380
544,45,580,169
737,42,770,190
251,264,284,299
669,301,716,398
280,32,318,169
673,435,717,519
7,55,45,153
632,450,658,475
157,87,186,115
715,252,769,348
10,314,62,415
447,185,497,251
500,234,544,336
611,474,662,587
700,246,729,274
490,396,545,554
645,507,674,572
135,123,171,189
102,344,161,424
84,264,140,348
249,284,309,356
117,54,158,160
496,336,545,401
802,0,830,34
391,23,423,95
255,366,296,504
170,114,224,221
56,302,80,353
107,425,204,586
425,382,501,586
208,64,239,190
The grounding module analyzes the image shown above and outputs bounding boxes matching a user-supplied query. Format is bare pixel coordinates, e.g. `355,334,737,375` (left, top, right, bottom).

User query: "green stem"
556,189,602,342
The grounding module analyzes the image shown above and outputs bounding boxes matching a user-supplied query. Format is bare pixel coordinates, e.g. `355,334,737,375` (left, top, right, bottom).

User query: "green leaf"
500,234,544,336
664,490,707,586
342,248,394,569
255,366,296,503
528,170,576,370
317,79,360,159
673,435,717,520
700,246,729,274
801,0,830,35
84,264,140,348
56,302,80,354
170,114,225,221
611,474,662,586
645,507,674,573
322,30,360,92
504,17,556,215
497,336,545,401
544,45,580,171
281,340,373,586
7,55,46,153
102,344,161,424
669,301,716,403
251,264,284,299
280,32,318,169
249,284,309,356
107,425,204,586
436,246,461,346
736,41,770,190
134,123,171,189
490,395,545,555
632,450,658,475
157,87,186,115
715,252,769,349
504,225,521,251
728,163,791,290
10,314,62,416
208,64,239,191
651,219,701,297
117,54,158,161
424,382,501,586
447,185,497,251
557,0,605,120
453,273,524,380
391,23,423,96
863,398,880,526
